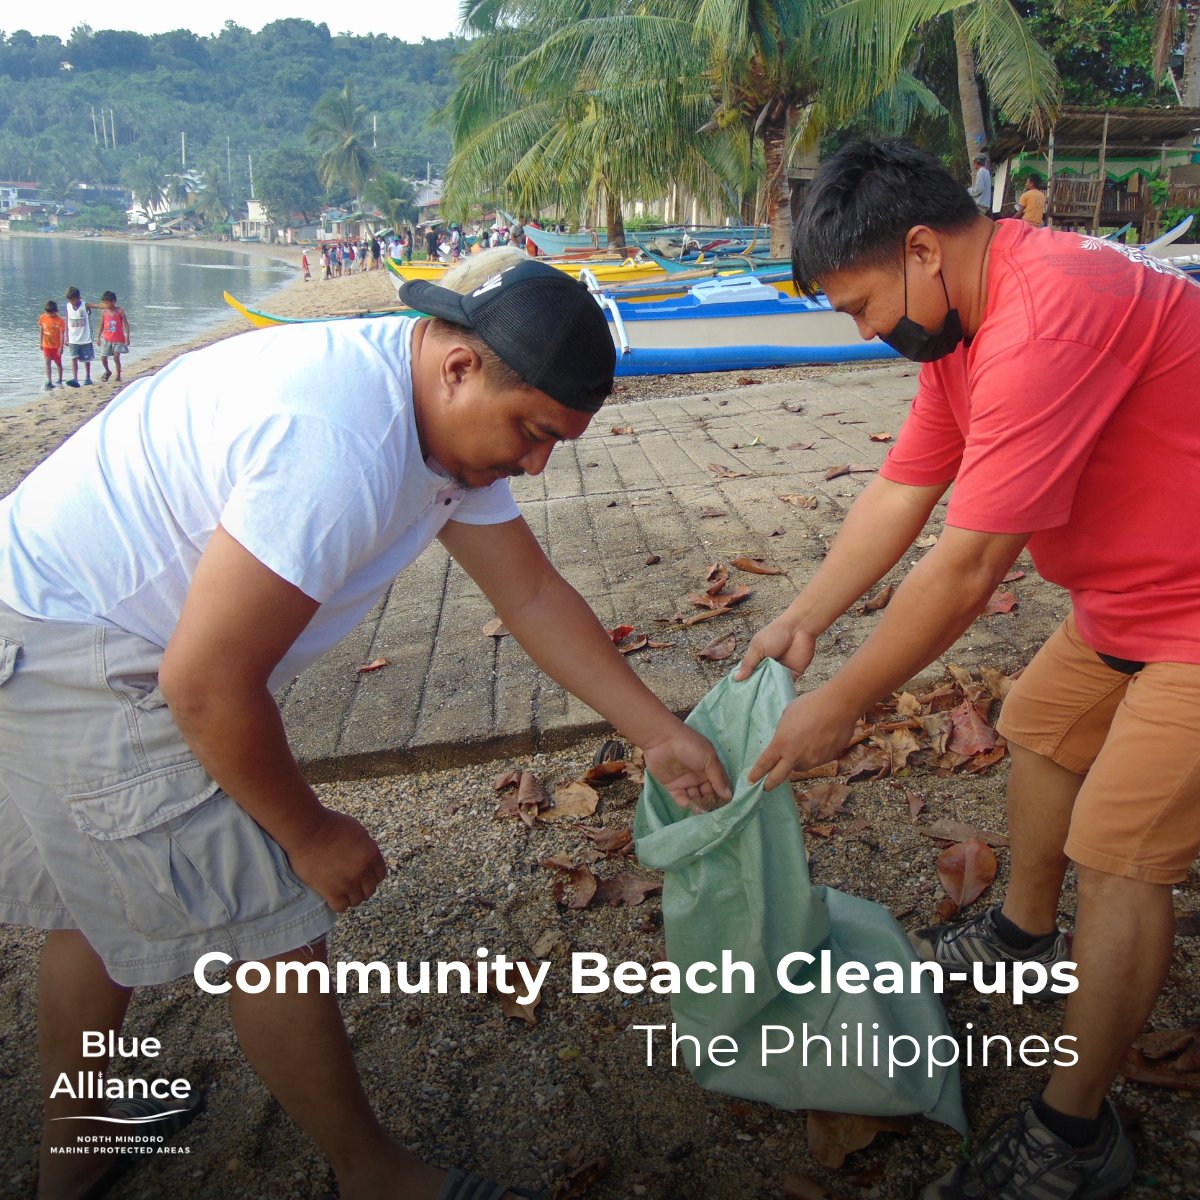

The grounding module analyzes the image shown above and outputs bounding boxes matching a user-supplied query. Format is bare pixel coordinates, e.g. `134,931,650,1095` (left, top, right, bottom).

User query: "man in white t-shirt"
0,258,730,1200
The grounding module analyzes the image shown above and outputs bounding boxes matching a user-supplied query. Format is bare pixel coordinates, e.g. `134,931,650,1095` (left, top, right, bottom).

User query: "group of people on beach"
310,237,383,280
3,139,1199,1200
968,154,1047,225
36,287,130,390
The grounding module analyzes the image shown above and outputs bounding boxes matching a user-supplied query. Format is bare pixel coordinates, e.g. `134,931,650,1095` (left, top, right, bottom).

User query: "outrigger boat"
223,291,415,328
384,254,666,286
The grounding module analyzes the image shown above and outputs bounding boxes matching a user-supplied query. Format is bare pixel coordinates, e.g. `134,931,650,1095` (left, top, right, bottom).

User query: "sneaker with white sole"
910,904,1071,998
922,1098,1135,1199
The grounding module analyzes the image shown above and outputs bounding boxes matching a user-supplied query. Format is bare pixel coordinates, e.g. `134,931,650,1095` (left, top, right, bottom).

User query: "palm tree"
446,0,745,249
447,0,1060,258
363,171,418,233
308,82,376,204
124,157,167,221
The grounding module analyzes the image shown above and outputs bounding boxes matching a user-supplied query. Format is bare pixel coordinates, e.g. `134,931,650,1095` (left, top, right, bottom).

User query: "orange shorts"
997,613,1200,885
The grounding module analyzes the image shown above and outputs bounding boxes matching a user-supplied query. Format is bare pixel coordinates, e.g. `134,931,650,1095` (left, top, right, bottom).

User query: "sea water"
0,235,294,409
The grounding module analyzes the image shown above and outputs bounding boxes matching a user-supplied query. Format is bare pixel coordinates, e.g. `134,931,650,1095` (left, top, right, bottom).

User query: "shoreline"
0,260,398,497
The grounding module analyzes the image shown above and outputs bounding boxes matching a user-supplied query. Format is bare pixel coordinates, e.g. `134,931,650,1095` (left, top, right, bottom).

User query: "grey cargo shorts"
0,601,334,986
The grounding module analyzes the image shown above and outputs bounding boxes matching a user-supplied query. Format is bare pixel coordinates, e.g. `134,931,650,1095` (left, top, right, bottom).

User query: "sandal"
437,1167,543,1200
102,370,112,382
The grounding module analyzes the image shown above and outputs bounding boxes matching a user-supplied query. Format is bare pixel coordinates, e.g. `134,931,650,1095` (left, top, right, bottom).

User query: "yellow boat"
223,291,414,328
384,255,666,286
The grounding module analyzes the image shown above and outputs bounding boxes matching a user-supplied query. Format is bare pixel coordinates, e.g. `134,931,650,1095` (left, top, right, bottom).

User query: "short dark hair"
101,290,117,302
65,285,80,300
44,299,58,313
1027,172,1043,189
792,140,979,297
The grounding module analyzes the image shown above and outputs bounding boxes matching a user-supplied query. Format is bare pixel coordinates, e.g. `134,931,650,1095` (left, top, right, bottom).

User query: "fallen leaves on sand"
731,555,784,575
608,624,635,644
780,493,819,509
540,780,600,822
549,1148,611,1199
698,631,738,661
947,699,999,756
824,464,877,481
796,781,851,819
356,657,390,673
610,425,635,436
986,591,1019,615
699,507,727,518
861,583,894,613
1119,1026,1200,1090
936,838,997,914
580,825,634,856
644,553,661,565
806,1111,913,1169
481,618,508,638
552,864,598,909
485,961,543,1024
787,442,817,452
869,431,894,442
593,873,662,907
917,819,1009,848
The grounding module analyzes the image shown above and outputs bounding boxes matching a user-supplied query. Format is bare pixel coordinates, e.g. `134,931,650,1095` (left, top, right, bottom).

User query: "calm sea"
0,236,295,409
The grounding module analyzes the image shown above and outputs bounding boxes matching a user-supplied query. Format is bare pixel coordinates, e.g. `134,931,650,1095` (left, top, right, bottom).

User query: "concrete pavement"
282,361,936,780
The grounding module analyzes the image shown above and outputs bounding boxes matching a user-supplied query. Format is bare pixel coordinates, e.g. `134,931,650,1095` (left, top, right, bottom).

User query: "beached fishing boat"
223,291,414,328
385,255,666,286
595,275,898,376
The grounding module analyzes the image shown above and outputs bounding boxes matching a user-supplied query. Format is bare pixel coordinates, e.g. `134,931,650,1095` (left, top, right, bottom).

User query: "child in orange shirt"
38,300,66,390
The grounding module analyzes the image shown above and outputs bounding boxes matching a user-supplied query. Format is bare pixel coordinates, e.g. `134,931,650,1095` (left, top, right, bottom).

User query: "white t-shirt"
0,317,519,688
65,300,92,345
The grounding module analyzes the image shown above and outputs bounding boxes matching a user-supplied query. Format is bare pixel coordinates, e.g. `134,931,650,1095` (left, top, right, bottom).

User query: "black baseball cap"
399,259,615,414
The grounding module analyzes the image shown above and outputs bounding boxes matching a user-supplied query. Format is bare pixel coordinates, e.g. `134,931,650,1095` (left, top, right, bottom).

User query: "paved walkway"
282,362,929,779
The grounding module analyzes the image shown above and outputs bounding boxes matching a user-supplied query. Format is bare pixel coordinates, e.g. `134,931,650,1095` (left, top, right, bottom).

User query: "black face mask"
880,260,964,362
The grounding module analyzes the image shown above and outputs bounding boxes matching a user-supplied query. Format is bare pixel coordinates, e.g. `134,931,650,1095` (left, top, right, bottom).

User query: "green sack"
634,659,965,1131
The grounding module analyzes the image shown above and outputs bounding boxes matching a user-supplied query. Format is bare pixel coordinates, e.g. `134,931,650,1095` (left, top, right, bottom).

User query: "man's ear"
904,225,943,276
439,343,482,392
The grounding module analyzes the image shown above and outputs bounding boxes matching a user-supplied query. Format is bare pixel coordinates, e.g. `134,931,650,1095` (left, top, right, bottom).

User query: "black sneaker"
922,1098,1135,1199
910,904,1071,998
66,379,80,388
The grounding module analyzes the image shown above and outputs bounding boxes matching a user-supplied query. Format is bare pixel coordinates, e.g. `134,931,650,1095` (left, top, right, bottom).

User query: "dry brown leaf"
787,442,817,451
356,657,390,673
644,553,661,565
872,728,922,774
837,743,890,781
552,864,598,909
486,961,543,1025
937,839,998,907
688,585,752,612
608,624,635,644
610,425,635,436
824,464,851,480
481,618,508,638
861,583,894,613
904,789,926,818
797,781,851,819
593,873,662,907
869,431,893,442
934,895,960,922
769,526,787,536
780,493,819,509
582,762,627,786
540,780,600,822
806,823,836,838
1119,1026,1200,1090
548,1153,611,1199
646,639,675,649
790,760,839,781
541,852,574,871
698,631,738,661
493,770,522,792
919,711,954,755
1002,569,1026,583
699,507,726,518
895,691,922,718
730,556,784,575
580,826,634,856
986,591,1019,615
708,462,748,479
806,1111,912,1169
947,700,999,757
618,636,649,656
917,819,1009,848
964,744,1008,773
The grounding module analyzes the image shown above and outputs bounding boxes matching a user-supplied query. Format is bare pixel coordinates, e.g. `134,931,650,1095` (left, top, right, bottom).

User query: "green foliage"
61,202,127,230
1014,0,1172,105
254,147,323,224
0,23,458,200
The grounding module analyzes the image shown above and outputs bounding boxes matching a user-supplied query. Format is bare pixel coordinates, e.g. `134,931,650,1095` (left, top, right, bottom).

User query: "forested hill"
0,21,459,194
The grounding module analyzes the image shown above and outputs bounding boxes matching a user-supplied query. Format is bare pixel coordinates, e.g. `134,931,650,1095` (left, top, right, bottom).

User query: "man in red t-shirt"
738,140,1200,1200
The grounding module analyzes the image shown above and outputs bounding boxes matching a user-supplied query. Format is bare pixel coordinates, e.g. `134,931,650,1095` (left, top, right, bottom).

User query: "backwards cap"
399,259,615,414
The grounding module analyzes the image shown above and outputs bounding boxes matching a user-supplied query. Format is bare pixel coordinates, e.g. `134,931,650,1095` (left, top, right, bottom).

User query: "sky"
4,0,463,43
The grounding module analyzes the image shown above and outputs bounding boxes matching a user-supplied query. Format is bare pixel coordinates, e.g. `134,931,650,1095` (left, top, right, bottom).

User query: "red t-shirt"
880,219,1200,663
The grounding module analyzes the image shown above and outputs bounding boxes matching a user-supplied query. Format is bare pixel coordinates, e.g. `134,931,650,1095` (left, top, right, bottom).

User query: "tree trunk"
1184,4,1200,106
761,115,793,261
604,187,626,251
954,10,987,164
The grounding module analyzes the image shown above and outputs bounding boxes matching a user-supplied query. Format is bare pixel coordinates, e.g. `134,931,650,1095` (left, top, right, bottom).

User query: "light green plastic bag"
634,659,965,1131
